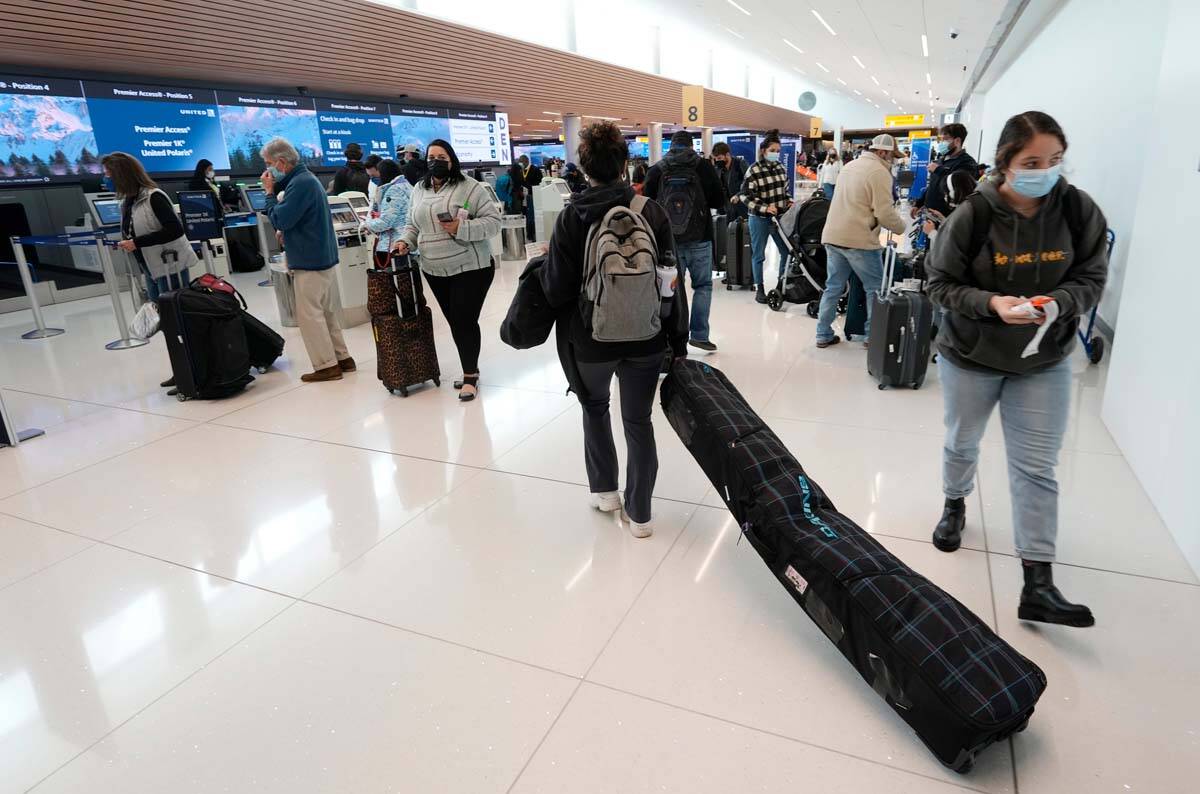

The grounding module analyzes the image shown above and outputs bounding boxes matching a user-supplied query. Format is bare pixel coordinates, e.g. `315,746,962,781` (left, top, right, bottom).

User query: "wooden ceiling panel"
0,0,812,135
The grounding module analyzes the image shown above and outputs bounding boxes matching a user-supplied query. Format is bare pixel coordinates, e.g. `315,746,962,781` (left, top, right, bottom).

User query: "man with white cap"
814,133,908,348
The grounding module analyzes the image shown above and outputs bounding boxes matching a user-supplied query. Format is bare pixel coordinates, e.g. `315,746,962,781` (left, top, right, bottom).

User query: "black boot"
1018,562,1095,627
160,376,176,388
755,284,768,304
931,497,966,552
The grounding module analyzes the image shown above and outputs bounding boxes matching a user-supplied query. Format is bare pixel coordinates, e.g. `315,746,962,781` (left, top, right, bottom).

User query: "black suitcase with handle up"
867,240,934,389
661,359,1046,774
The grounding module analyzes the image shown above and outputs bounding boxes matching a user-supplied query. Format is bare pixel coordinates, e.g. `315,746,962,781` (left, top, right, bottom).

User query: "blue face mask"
268,166,286,181
1008,164,1062,198
765,151,781,163
935,140,951,156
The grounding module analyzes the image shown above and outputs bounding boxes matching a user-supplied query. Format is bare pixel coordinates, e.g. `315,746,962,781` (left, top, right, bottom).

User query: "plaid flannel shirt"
740,159,791,217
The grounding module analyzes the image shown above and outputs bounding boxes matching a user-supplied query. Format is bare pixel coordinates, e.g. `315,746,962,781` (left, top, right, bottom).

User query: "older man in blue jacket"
260,137,352,382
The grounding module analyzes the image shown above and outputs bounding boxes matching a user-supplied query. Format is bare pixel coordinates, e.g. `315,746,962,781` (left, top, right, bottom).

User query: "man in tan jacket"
815,134,908,347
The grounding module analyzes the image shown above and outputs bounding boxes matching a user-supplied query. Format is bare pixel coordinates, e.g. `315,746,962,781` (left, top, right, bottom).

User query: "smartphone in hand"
436,212,454,223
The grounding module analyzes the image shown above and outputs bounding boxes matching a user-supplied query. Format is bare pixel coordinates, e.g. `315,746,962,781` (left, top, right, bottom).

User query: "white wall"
1102,0,1200,575
965,0,1171,330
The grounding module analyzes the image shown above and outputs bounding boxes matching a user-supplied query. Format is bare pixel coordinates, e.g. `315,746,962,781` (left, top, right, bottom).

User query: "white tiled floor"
1,261,1196,793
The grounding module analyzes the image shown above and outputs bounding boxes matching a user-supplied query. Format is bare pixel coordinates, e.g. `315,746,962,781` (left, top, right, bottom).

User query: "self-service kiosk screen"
244,187,268,211
556,182,571,196
91,198,123,226
346,195,369,210
329,202,358,225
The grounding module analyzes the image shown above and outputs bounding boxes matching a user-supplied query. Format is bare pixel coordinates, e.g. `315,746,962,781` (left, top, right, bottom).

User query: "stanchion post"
201,241,216,276
0,388,43,447
95,236,149,350
10,236,65,340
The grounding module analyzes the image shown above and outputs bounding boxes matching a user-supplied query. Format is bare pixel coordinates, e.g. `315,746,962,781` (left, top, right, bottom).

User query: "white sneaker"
591,491,623,513
621,509,654,538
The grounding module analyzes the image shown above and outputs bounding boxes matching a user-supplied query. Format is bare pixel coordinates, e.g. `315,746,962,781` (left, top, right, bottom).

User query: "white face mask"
206,170,214,180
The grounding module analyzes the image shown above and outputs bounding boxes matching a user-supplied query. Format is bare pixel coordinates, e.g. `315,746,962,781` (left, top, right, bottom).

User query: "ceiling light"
852,55,865,69
726,0,751,16
853,89,862,95
812,9,837,36
871,75,880,85
783,38,804,54
794,67,808,75
882,88,889,95
837,78,847,85
724,26,745,40
509,123,523,127
542,111,561,116
928,89,933,98
925,73,932,85
921,34,929,57
815,62,830,73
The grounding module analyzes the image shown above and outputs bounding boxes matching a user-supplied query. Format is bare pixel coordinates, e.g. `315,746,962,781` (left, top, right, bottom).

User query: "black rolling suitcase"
867,241,934,389
159,286,253,401
241,310,285,372
723,217,753,289
190,274,285,373
712,213,728,271
661,359,1046,774
367,254,440,397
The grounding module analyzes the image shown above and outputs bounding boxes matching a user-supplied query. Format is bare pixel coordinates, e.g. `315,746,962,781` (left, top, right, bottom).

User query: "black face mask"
428,160,451,179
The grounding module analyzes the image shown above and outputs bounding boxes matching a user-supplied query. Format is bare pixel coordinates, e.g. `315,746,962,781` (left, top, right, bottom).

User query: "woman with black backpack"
925,111,1109,627
538,122,689,538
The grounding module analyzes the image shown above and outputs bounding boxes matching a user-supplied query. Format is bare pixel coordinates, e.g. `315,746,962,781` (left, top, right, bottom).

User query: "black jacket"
403,157,428,187
715,156,749,219
643,147,725,241
330,160,371,195
919,148,978,216
539,183,688,384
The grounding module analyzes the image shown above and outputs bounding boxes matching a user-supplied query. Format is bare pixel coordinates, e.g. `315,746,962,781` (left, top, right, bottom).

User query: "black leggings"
424,265,495,374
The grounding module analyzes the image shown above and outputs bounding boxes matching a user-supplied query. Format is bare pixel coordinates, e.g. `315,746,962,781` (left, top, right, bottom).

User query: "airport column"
563,114,582,165
834,127,844,155
649,123,663,166
701,127,714,156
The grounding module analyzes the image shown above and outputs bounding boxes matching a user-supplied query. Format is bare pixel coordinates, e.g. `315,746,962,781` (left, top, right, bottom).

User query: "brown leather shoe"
338,357,357,373
301,365,344,383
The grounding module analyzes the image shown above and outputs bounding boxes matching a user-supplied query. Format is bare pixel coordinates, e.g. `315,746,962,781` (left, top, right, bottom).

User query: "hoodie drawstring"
1009,215,1019,282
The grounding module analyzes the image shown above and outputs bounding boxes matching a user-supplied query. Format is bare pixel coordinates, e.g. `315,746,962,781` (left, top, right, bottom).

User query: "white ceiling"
651,0,1007,123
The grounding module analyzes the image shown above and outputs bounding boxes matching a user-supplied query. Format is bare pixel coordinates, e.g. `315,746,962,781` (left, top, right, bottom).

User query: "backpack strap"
1061,184,1084,253
630,194,649,216
963,192,993,265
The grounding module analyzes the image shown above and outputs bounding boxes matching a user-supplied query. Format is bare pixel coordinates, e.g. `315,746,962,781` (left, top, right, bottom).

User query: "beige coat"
820,151,906,250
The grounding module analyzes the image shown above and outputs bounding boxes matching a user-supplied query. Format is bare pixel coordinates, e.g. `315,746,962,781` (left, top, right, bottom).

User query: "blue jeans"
816,245,882,342
676,240,713,342
940,355,1072,562
145,268,190,302
822,183,836,199
748,215,788,288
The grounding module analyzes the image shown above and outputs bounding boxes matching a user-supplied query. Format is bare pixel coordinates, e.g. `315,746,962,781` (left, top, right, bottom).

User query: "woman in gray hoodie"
395,139,501,401
925,111,1108,628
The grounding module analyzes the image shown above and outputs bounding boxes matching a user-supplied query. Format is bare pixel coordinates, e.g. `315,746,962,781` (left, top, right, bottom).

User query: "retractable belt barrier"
8,232,149,350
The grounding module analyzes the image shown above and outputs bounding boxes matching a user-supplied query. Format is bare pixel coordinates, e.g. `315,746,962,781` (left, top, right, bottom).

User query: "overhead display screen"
0,73,513,184
83,80,230,173
0,76,102,185
217,90,322,172
390,105,452,155
315,98,394,165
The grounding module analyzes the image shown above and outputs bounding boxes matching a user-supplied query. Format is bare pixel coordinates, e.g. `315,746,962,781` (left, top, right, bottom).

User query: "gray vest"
130,188,199,281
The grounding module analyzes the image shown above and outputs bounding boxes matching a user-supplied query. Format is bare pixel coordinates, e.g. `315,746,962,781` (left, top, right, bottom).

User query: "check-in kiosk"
240,184,281,267
83,192,140,282
534,178,572,244
327,196,371,328
341,191,371,223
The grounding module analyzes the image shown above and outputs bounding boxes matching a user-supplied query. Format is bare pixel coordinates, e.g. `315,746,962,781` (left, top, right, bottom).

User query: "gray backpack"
579,195,662,342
